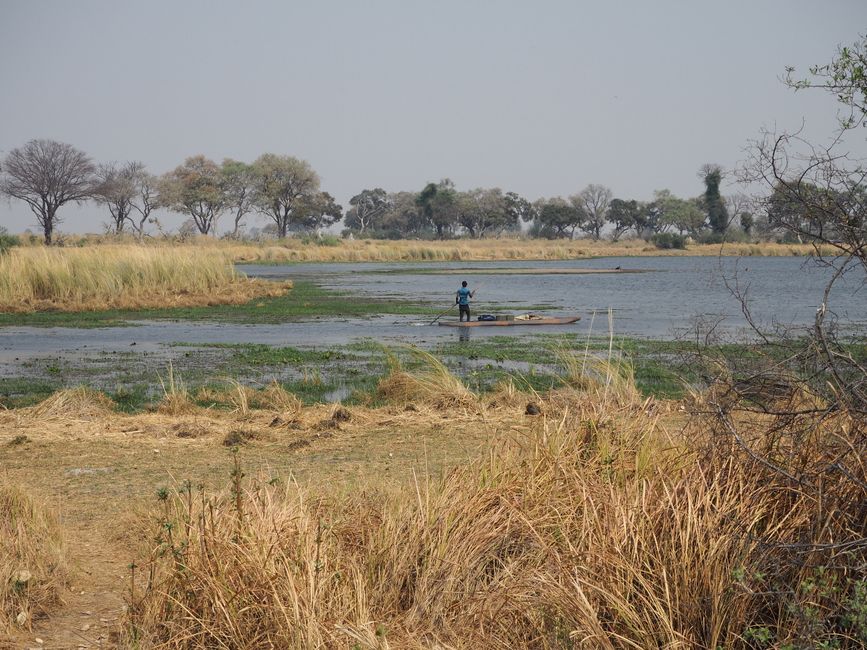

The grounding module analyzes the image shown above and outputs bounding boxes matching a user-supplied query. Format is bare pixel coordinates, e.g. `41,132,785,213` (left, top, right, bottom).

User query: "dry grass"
0,245,291,312
221,238,828,263
115,364,865,648
376,347,478,409
2,354,863,647
0,483,68,635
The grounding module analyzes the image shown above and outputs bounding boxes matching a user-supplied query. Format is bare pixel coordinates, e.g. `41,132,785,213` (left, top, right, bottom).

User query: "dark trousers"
459,304,470,321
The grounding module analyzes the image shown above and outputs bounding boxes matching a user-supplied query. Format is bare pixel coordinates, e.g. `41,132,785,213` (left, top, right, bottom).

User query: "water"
2,256,866,369
242,256,867,339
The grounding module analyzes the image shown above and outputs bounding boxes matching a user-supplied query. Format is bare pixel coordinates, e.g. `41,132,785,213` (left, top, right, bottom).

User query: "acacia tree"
159,156,225,235
573,184,613,240
93,161,144,234
0,139,95,244
251,154,320,238
221,159,256,238
345,188,390,234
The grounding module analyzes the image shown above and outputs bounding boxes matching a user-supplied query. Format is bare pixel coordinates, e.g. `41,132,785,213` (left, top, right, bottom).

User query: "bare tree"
93,161,143,235
221,159,255,238
129,170,159,239
573,184,613,240
681,41,867,640
0,139,95,244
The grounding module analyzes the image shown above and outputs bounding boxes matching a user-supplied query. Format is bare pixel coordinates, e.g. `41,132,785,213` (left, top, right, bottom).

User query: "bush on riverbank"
0,245,291,312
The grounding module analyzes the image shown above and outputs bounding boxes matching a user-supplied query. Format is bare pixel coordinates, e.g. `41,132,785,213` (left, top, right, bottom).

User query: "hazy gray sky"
1,0,865,234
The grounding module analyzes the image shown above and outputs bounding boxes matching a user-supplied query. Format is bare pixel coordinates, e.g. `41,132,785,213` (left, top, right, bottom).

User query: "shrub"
0,227,19,255
650,232,687,249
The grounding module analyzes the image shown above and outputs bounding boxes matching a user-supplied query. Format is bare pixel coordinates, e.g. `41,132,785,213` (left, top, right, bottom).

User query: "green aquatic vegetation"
172,342,349,366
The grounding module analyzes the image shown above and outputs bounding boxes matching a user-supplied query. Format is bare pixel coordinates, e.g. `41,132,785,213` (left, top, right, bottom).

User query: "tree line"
0,139,852,245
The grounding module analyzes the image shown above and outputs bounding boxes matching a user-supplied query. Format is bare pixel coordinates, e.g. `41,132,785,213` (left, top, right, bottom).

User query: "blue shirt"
457,287,472,305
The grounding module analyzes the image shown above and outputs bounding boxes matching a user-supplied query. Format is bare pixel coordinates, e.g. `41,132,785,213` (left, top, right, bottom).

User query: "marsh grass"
0,245,290,312
0,484,68,635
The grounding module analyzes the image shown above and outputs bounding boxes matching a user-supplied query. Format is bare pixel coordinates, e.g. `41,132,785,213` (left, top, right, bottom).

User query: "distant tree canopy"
531,197,585,239
3,139,771,242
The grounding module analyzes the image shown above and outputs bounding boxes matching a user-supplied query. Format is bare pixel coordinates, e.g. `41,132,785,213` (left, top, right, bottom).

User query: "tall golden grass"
0,245,291,312
0,483,68,635
121,358,867,648
222,238,828,263
20,233,827,261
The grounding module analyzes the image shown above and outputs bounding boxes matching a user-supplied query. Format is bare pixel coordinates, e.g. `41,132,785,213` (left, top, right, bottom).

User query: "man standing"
456,280,474,322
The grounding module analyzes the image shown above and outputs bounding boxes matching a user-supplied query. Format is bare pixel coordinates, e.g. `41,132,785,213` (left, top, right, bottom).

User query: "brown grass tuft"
376,347,477,409
27,386,116,421
0,484,68,635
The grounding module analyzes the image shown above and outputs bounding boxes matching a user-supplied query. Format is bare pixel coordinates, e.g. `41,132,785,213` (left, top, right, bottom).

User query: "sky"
0,0,865,235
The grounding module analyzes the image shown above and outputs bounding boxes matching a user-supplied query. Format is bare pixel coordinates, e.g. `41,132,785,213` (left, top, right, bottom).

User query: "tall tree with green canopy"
457,188,517,238
250,154,320,238
416,179,459,238
701,164,729,234
159,155,226,235
292,191,343,233
605,198,643,241
532,197,585,239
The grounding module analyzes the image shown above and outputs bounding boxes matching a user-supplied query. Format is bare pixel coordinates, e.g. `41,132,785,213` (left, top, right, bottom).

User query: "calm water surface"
2,256,865,368
244,255,867,339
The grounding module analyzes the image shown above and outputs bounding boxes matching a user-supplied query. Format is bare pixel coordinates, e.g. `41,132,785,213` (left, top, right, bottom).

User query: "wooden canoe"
438,316,581,328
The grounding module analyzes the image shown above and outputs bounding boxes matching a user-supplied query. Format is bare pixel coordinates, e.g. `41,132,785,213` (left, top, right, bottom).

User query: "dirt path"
26,527,127,650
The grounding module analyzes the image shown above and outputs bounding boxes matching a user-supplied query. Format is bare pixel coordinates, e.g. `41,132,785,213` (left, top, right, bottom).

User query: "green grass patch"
0,280,435,328
171,342,348,366
0,378,60,408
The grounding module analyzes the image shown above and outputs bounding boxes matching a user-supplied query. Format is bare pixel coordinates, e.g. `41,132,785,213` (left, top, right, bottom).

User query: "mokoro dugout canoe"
438,316,581,328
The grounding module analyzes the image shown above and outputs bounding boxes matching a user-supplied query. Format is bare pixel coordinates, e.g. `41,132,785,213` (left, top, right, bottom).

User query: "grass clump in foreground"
0,245,290,313
120,355,867,648
0,484,68,634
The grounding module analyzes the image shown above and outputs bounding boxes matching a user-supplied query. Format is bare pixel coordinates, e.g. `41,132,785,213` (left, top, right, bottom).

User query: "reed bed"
0,484,68,635
0,245,291,312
